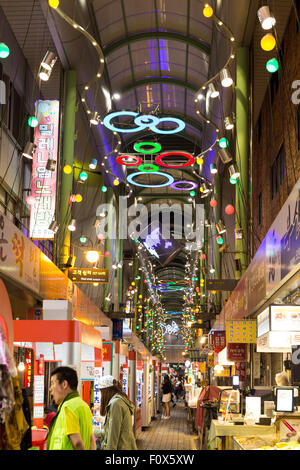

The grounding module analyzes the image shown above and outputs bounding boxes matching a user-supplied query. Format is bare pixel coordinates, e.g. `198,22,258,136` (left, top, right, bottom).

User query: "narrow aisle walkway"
136,402,199,451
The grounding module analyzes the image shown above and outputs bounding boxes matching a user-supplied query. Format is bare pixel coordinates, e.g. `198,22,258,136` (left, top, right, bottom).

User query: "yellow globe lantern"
131,282,135,286
197,157,204,165
203,4,214,18
113,179,120,186
63,164,72,174
49,0,59,7
260,33,276,51
74,194,83,203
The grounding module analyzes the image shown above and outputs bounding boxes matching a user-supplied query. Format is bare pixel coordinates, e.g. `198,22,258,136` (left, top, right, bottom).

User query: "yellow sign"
208,353,215,368
226,320,256,344
199,362,206,373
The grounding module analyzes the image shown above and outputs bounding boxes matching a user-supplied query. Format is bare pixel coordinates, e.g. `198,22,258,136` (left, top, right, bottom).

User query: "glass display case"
218,388,241,416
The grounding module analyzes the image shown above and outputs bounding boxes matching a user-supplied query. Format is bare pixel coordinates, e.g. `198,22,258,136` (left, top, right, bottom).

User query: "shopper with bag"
95,375,137,450
161,375,173,420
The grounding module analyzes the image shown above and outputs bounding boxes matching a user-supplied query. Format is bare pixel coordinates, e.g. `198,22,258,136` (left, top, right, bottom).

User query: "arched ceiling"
90,0,212,320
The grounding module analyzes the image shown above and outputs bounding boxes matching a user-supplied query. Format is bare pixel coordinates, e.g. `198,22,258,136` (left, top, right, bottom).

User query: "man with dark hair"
47,366,96,450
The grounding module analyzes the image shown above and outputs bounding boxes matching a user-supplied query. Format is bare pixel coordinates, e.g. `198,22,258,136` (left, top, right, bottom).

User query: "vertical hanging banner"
211,330,226,353
29,100,60,239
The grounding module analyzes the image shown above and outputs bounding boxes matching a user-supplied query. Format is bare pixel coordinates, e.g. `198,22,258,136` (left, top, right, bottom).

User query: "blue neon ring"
153,117,186,134
126,171,174,188
103,111,140,133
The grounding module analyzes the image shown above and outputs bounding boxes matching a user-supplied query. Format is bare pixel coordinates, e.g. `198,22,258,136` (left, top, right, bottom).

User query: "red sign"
227,343,247,362
211,331,226,353
24,349,32,388
102,343,112,362
235,362,246,382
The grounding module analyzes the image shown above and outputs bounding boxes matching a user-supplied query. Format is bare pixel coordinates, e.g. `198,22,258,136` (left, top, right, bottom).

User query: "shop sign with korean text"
0,213,40,294
226,320,256,344
227,343,247,362
69,267,109,283
29,100,59,239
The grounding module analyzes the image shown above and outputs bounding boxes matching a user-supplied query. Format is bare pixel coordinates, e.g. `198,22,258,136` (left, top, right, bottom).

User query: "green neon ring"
134,142,162,154
138,164,160,173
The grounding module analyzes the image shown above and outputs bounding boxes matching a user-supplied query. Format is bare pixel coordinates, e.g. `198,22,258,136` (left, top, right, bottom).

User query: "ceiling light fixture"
257,6,276,30
68,219,77,232
218,148,233,165
210,163,218,174
228,164,240,179
90,111,100,125
220,68,233,88
208,83,219,98
224,116,234,130
89,158,98,170
22,142,36,160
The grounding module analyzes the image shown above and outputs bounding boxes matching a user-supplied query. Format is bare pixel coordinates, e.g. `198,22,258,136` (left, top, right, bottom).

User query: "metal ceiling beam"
120,76,198,94
103,31,211,57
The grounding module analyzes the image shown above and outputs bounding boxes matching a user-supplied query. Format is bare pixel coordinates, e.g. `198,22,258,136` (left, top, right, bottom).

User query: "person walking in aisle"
161,375,173,420
47,366,96,450
95,375,137,450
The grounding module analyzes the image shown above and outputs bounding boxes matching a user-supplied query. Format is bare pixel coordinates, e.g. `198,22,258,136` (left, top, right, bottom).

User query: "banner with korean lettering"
0,213,40,294
30,100,59,239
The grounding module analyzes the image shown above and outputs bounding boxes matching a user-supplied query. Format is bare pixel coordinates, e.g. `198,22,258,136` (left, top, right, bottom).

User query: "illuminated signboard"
29,100,59,239
69,267,109,283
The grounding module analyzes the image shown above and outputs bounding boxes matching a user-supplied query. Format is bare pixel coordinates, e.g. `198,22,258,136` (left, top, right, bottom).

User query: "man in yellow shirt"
47,366,96,450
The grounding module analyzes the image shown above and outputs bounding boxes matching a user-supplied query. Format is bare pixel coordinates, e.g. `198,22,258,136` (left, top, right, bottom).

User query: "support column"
128,349,137,435
212,175,221,311
112,340,120,381
59,70,77,267
235,47,249,279
132,256,139,332
104,187,113,312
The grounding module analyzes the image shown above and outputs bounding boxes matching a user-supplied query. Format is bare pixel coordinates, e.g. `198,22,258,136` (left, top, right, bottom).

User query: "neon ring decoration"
116,155,143,166
126,171,174,188
103,111,186,135
170,181,198,191
155,152,195,168
138,164,159,173
134,142,162,154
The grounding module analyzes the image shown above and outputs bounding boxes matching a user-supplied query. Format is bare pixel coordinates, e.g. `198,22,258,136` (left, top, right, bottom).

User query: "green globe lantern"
101,185,108,192
0,43,10,59
79,171,88,182
266,58,279,73
218,138,229,149
28,116,38,128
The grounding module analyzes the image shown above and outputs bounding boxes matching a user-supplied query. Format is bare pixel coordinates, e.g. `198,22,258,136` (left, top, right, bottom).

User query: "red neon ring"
155,152,195,168
116,155,143,166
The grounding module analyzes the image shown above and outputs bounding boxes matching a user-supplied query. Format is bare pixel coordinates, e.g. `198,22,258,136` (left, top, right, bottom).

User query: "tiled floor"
136,402,199,451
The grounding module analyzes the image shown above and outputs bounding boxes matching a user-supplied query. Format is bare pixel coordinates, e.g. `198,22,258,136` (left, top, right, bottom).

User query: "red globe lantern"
201,253,206,260
104,251,110,257
129,286,133,290
225,204,235,215
210,199,218,208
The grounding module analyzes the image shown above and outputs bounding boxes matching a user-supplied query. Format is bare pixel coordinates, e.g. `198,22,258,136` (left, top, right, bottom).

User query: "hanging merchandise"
0,326,29,450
